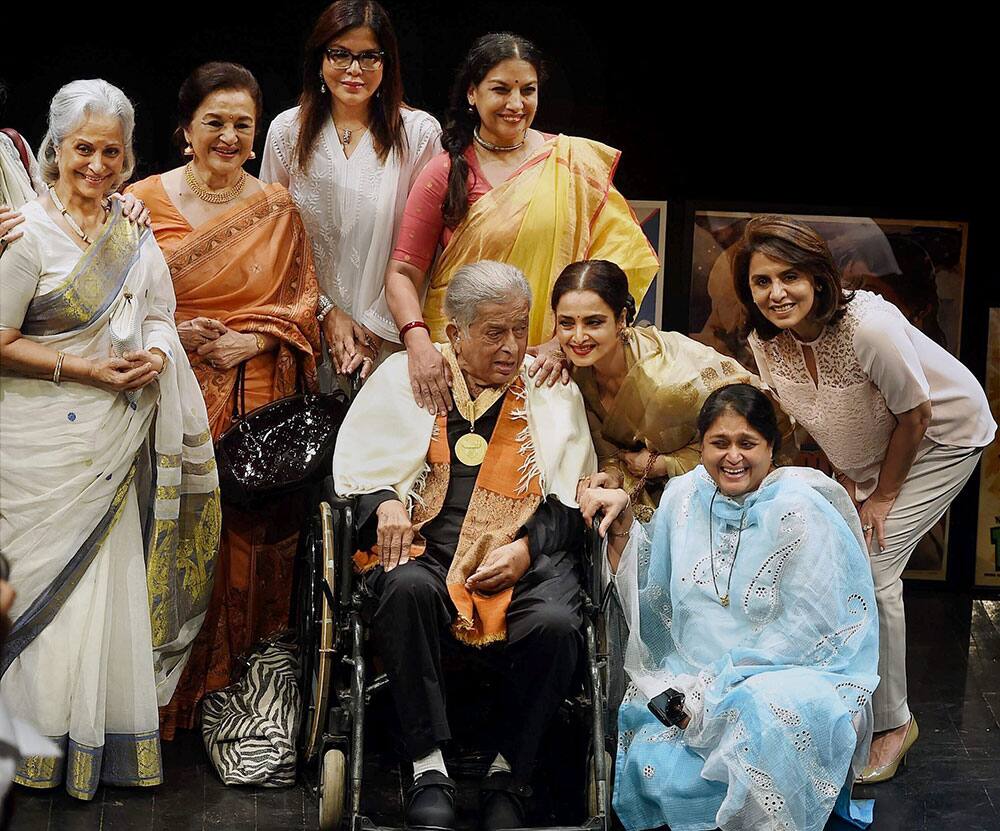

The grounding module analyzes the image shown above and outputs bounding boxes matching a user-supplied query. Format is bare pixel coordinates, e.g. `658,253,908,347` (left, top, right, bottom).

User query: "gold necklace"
443,345,516,466
184,162,247,204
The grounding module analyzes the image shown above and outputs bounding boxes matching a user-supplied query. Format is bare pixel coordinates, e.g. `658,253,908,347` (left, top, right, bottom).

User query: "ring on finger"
862,523,873,532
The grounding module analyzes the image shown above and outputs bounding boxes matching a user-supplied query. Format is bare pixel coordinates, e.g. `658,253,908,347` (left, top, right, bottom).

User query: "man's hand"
465,538,530,594
376,499,414,571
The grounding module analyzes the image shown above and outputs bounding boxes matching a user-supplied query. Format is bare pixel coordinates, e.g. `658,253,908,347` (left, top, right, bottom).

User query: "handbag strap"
231,362,248,421
1,129,33,179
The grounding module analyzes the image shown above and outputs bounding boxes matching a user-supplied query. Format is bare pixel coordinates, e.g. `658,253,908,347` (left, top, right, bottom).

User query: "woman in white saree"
0,80,220,801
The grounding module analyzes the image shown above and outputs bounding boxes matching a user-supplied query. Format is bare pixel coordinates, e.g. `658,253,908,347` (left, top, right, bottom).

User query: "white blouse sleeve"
260,115,292,188
853,309,931,415
0,228,41,330
407,113,443,191
140,236,180,359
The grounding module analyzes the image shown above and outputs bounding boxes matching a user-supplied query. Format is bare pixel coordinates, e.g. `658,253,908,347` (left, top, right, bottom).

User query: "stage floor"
9,587,1000,831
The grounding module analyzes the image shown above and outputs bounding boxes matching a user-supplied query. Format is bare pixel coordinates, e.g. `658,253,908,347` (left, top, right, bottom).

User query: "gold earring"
249,150,256,160
619,327,631,344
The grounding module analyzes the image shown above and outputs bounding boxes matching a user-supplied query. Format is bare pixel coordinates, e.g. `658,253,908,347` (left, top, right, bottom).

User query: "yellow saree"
422,135,660,345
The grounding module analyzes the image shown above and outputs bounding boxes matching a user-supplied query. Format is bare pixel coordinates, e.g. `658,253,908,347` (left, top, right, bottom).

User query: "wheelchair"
294,475,612,831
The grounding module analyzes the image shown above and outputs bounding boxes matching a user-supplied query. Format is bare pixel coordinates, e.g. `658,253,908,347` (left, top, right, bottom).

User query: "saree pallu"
149,184,321,738
0,203,220,800
422,134,660,345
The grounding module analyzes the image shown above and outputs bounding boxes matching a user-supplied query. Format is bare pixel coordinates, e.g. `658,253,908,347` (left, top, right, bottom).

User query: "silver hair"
443,260,532,330
38,79,136,189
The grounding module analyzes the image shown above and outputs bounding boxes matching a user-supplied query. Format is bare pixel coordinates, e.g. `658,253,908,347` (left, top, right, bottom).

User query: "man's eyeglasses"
324,48,385,71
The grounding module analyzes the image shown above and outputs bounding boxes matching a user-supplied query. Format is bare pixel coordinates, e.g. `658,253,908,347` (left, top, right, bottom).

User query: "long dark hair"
697,383,782,460
731,215,852,341
551,259,636,324
441,32,545,228
293,0,405,170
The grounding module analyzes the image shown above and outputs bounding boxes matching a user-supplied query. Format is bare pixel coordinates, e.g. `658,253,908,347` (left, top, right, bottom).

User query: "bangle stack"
399,320,430,342
53,351,66,385
316,294,335,323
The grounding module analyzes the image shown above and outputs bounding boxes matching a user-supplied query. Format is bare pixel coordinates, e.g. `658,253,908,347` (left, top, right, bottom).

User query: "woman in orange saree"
128,63,320,737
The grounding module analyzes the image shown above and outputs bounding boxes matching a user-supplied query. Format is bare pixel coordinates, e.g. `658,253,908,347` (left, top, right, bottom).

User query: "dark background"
2,3,993,587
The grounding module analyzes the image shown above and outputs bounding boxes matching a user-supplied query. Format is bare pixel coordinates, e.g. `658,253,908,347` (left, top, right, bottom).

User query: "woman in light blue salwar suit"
581,383,879,831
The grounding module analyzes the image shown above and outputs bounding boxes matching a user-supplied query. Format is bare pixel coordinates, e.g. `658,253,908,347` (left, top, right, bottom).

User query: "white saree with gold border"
0,199,220,800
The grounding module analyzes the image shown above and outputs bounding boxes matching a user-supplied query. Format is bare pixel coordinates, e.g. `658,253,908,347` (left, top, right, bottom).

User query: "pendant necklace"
450,371,515,467
708,488,744,607
48,186,105,245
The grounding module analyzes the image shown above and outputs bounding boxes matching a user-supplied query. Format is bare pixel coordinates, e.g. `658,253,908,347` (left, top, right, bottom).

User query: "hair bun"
623,293,637,325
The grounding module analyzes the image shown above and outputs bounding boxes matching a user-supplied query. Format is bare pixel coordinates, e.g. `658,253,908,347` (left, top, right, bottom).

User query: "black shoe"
479,772,530,831
405,771,457,831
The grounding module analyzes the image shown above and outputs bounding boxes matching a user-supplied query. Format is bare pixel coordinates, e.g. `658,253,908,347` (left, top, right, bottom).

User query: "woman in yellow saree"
128,63,321,738
384,32,659,414
0,80,219,800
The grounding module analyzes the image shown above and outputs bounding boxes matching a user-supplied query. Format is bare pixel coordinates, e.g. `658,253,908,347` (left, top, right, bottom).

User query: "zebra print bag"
201,637,301,787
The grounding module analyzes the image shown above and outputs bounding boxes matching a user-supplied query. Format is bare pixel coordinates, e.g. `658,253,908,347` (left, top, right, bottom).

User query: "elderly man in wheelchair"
333,261,597,831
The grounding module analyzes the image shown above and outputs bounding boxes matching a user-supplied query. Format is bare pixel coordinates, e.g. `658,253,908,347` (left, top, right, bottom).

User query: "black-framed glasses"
324,48,385,71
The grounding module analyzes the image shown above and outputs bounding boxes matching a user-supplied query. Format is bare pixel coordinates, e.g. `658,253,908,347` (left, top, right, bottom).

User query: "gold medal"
455,432,488,466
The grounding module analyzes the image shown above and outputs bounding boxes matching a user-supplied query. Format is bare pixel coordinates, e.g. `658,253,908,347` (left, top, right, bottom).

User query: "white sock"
413,747,448,779
486,752,511,777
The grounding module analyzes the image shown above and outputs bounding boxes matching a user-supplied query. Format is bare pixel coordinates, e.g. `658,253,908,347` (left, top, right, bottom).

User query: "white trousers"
869,442,983,731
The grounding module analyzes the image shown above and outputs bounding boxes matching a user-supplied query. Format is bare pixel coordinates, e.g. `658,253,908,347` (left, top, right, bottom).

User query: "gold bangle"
253,333,265,354
608,529,631,539
53,351,65,385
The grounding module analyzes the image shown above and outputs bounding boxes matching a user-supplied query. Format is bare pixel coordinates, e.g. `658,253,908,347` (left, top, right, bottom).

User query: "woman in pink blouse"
731,215,995,784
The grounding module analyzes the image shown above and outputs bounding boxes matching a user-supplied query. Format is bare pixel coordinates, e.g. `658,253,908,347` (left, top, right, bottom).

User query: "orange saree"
129,177,320,737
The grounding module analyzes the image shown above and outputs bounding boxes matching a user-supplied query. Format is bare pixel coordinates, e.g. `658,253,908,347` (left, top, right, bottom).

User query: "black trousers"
366,550,582,785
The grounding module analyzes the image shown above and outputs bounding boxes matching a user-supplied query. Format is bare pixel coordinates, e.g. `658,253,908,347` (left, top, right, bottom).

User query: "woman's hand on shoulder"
109,192,151,227
405,328,452,415
0,204,26,254
526,337,570,388
197,327,258,371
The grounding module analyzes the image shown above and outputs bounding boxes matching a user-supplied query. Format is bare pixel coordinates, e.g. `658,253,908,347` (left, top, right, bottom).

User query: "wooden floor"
7,587,1000,830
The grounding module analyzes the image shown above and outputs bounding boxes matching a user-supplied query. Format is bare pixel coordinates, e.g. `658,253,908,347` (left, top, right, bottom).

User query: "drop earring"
249,151,256,160
319,71,327,95
183,143,193,157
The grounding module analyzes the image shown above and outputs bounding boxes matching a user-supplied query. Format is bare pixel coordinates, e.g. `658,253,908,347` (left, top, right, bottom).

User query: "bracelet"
53,351,66,385
399,320,430,342
608,529,631,539
316,294,335,322
252,333,266,354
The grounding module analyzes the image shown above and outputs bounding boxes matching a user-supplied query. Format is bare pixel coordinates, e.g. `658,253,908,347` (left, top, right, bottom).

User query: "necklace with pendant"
708,488,744,607
333,119,366,149
446,347,515,466
48,186,105,245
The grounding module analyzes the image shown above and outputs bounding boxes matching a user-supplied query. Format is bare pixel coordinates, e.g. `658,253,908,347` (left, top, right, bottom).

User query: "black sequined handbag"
215,362,349,510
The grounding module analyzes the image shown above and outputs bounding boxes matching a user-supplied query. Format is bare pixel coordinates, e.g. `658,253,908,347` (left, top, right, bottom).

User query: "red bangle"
399,320,430,342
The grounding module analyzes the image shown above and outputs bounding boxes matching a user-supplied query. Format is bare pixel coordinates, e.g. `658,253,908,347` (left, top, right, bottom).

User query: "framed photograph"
975,308,1000,588
628,200,668,328
687,210,969,581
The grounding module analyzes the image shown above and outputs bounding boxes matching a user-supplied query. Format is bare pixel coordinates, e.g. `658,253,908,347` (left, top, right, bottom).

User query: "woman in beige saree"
128,63,320,737
0,80,219,800
551,260,790,521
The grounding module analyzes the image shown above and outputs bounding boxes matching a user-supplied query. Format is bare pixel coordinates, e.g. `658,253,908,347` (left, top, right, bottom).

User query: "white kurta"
261,106,441,342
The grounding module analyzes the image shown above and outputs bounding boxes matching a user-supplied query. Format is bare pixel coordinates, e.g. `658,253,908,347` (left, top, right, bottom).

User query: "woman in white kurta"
0,80,219,800
731,215,995,783
260,0,440,380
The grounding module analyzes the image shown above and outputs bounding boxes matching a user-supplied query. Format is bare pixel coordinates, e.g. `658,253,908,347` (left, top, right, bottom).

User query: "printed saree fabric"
0,201,220,799
421,135,660,346
613,466,879,831
128,180,321,736
334,344,597,644
575,326,756,521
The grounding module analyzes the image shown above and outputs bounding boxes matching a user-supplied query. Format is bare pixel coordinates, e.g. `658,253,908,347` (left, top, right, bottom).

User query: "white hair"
38,79,136,188
444,260,532,331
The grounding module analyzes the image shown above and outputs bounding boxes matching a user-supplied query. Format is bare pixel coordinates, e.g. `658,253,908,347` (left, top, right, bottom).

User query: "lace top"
750,290,995,499
260,107,441,341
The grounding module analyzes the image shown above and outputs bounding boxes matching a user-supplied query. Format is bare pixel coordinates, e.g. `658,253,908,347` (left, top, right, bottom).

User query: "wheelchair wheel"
587,749,613,819
319,747,347,831
300,501,338,761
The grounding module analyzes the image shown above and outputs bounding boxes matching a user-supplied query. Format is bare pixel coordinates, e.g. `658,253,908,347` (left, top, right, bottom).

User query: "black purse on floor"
215,362,349,510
